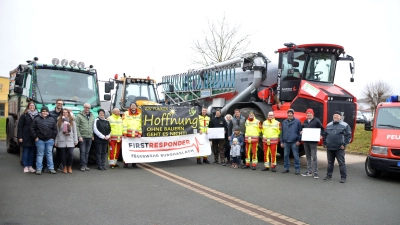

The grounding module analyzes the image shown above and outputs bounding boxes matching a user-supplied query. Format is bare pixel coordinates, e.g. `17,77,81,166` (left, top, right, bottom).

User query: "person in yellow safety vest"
122,102,142,168
197,107,210,164
108,108,123,169
261,111,281,172
243,110,262,170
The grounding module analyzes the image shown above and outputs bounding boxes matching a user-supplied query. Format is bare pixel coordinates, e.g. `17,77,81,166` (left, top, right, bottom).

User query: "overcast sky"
1,0,399,101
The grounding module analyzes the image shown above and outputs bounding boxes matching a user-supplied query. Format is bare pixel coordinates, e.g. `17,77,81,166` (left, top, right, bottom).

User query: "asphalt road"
1,142,399,225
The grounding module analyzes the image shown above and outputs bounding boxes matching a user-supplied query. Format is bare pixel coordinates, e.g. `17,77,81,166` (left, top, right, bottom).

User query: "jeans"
60,147,74,167
36,139,55,171
283,142,300,171
304,142,318,173
22,146,35,167
326,149,347,179
79,138,92,167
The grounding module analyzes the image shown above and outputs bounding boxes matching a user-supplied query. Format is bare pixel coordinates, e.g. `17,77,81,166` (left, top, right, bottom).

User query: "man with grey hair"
75,103,95,172
323,111,351,183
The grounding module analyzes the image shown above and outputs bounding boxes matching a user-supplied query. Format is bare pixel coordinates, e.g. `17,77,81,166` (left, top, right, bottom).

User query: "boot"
197,158,202,164
203,158,210,164
67,166,73,174
63,166,67,174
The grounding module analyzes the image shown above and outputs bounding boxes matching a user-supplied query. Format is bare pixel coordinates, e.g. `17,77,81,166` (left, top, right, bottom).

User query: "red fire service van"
365,95,400,177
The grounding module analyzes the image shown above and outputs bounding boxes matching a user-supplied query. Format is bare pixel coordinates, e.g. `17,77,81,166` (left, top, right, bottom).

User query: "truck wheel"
88,144,97,164
6,116,19,154
365,156,381,177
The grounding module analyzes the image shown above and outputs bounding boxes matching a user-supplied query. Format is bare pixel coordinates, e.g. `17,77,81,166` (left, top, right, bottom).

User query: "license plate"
398,161,400,167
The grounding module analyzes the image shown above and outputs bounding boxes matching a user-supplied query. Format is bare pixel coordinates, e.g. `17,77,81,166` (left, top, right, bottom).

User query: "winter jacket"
230,132,244,152
229,115,246,134
17,113,36,147
301,117,324,143
209,116,227,139
280,118,302,143
75,110,95,139
93,117,111,144
323,120,352,150
30,115,57,141
49,109,62,120
230,144,241,157
55,120,78,148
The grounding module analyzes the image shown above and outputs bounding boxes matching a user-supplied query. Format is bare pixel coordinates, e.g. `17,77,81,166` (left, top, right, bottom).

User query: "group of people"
196,107,352,183
17,99,143,175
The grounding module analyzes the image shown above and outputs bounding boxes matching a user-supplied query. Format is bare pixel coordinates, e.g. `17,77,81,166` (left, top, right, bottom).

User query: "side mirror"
287,51,294,65
104,94,111,101
105,83,111,93
349,62,355,75
14,86,23,94
109,81,114,90
15,73,24,86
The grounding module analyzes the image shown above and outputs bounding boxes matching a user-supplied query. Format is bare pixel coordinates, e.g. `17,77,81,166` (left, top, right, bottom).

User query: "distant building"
0,76,9,117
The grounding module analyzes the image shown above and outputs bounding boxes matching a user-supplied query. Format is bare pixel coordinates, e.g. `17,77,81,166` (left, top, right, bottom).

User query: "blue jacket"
323,120,352,150
280,118,302,143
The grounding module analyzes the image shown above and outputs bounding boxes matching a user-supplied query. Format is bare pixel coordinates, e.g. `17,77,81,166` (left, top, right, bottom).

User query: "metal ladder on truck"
161,58,243,105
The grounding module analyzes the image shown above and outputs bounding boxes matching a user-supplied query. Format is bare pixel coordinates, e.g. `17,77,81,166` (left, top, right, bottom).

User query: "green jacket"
75,110,95,139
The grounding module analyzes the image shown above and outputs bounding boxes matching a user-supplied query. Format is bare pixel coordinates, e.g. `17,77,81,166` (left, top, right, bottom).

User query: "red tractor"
161,43,356,157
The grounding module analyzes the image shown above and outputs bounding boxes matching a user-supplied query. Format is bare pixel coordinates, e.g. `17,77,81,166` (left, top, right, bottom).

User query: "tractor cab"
277,43,355,102
104,74,160,114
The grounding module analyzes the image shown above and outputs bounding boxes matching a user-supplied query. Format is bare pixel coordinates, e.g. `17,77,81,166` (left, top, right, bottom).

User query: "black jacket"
209,116,227,140
323,120,352,150
301,117,324,143
49,108,62,120
93,118,111,144
30,115,58,141
17,113,36,147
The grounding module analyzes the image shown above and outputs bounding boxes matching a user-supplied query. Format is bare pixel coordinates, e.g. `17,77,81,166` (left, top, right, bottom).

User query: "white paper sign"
207,127,225,139
121,133,212,163
301,128,321,142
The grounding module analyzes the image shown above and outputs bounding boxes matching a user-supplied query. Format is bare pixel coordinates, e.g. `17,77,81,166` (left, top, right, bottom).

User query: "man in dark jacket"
323,111,351,183
49,98,64,171
209,109,227,165
30,106,58,175
300,108,324,179
280,109,302,175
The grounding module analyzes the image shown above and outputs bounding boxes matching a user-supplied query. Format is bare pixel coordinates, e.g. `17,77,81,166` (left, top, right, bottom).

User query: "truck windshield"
34,69,100,107
304,53,336,83
115,82,158,108
376,107,400,129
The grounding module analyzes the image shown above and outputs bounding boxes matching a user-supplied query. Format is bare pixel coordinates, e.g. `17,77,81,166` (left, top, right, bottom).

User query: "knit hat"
233,138,238,143
40,106,49,113
234,127,240,131
249,110,255,115
287,109,295,114
306,108,314,115
334,111,341,116
98,109,105,115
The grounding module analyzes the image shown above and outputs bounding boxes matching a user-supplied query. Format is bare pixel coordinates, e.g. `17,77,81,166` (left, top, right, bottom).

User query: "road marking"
139,163,308,225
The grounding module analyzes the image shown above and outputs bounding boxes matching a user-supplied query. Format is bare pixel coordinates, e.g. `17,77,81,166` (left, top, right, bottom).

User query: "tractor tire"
6,116,19,154
365,156,382,178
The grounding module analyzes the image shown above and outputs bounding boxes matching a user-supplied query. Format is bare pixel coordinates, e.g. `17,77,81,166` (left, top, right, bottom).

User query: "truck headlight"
371,146,388,155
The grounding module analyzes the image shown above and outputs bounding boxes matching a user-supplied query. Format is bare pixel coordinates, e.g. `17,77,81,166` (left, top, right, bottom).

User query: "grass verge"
346,124,372,155
0,117,6,139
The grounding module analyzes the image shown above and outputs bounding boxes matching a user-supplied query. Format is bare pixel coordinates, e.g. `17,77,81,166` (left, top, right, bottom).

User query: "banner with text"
142,105,199,137
121,134,211,163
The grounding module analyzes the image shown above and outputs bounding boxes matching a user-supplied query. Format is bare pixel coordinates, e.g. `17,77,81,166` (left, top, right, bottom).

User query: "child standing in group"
230,138,241,169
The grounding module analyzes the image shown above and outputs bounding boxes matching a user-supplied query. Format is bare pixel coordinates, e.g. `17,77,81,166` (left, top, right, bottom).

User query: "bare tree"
362,80,393,113
191,15,251,66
